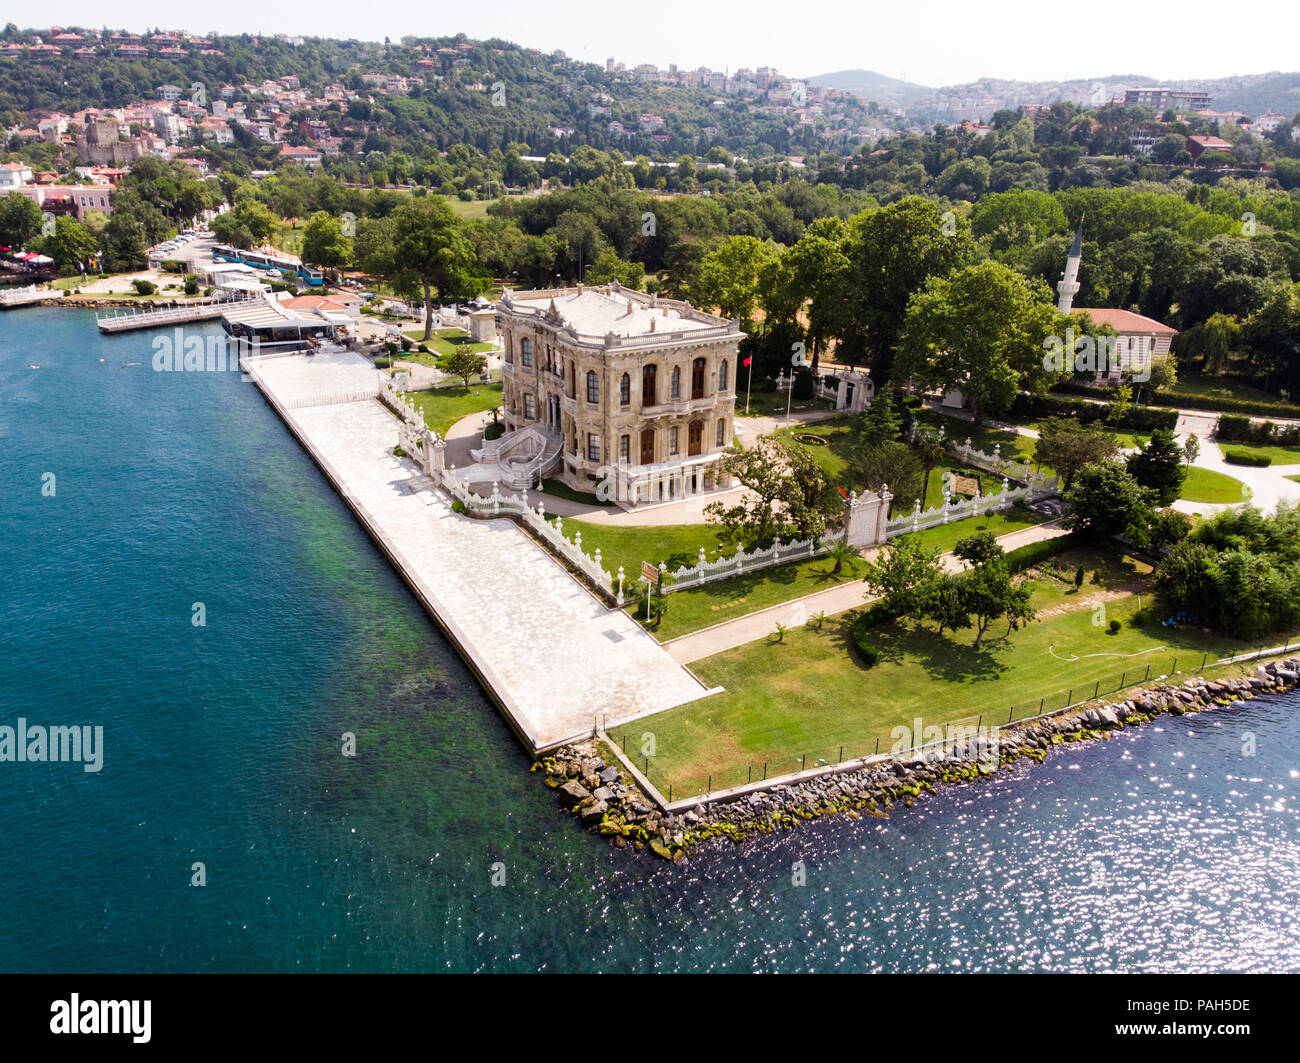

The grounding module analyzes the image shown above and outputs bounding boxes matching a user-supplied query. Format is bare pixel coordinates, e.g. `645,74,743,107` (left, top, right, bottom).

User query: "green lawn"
779,416,1011,507
1216,441,1300,466
1181,466,1251,504
409,382,502,437
591,504,1046,641
538,478,615,508
401,327,497,360
552,518,728,587
444,196,497,220
612,548,1287,797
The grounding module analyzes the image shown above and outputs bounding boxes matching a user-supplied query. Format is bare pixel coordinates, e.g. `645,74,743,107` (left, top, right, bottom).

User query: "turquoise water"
2,307,1297,973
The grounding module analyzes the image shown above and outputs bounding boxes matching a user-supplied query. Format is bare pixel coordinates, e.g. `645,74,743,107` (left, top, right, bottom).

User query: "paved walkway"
664,520,1071,664
1173,435,1300,519
245,350,715,750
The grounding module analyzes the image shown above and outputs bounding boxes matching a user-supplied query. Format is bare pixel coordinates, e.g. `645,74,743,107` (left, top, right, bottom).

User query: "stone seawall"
537,659,1300,862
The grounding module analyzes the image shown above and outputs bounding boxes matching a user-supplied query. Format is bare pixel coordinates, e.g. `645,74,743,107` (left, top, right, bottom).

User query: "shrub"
1003,532,1080,575
183,274,199,296
850,613,882,667
1131,607,1150,626
484,422,504,441
130,279,156,295
451,499,466,514
1224,449,1272,467
1108,618,1122,634
1016,391,1178,431
160,259,186,273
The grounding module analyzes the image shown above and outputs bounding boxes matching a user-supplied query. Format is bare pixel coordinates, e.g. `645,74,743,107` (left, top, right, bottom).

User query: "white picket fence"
659,536,829,594
436,471,621,602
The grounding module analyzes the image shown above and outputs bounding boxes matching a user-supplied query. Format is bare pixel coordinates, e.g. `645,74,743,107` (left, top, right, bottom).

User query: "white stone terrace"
245,350,715,750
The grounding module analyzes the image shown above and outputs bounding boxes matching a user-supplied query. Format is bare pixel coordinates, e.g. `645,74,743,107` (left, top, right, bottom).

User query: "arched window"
719,360,729,392
670,366,681,399
586,370,599,404
717,419,726,447
691,357,706,400
620,372,630,406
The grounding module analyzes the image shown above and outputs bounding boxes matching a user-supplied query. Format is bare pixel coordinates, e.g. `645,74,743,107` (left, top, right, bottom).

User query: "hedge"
849,613,881,668
1216,414,1300,447
1224,449,1272,467
1003,532,1081,574
1011,392,1177,431
1054,380,1298,418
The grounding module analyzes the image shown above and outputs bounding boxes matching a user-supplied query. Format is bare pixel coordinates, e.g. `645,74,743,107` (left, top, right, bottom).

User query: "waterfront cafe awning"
221,296,335,341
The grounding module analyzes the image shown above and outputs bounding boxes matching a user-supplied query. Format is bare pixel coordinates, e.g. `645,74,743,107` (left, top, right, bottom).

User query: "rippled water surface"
2,309,1296,973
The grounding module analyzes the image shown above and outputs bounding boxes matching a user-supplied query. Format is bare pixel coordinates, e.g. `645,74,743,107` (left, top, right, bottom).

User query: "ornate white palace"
495,282,746,507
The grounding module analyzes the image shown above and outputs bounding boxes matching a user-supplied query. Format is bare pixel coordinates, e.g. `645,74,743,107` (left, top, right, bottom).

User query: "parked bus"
208,245,324,286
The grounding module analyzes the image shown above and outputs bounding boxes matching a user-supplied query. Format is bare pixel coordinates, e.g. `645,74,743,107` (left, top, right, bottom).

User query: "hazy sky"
31,0,1300,87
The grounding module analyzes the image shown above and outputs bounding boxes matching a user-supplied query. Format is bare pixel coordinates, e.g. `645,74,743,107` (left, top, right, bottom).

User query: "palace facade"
498,282,745,505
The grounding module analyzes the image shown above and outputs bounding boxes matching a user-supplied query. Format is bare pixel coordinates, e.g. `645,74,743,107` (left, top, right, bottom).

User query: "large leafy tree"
1033,417,1121,490
1065,461,1158,543
0,193,44,250
388,198,482,340
861,536,944,617
42,216,99,274
300,210,352,271
839,197,974,377
896,260,1065,424
703,437,838,547
697,235,780,332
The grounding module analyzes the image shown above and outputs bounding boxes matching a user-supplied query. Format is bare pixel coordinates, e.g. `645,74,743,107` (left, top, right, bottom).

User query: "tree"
443,348,488,388
954,531,1004,567
1182,434,1200,466
101,211,148,272
896,260,1065,424
826,539,857,576
300,210,352,271
849,440,923,518
1066,461,1158,543
0,193,43,250
853,383,902,448
697,235,779,331
1126,428,1187,506
962,559,1035,648
389,198,482,340
704,437,835,547
42,216,98,274
861,536,944,617
1033,417,1121,490
840,197,974,377
926,573,973,638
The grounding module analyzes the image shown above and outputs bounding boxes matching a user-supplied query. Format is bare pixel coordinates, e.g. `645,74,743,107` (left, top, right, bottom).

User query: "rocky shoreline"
536,658,1300,862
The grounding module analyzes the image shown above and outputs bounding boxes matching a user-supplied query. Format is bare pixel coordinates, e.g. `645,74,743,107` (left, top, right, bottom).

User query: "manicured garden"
610,546,1287,797
409,381,502,437
1179,466,1251,504
570,504,1046,641
400,327,497,361
1217,441,1300,467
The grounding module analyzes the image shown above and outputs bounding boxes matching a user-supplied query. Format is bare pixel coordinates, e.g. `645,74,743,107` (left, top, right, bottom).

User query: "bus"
208,245,324,286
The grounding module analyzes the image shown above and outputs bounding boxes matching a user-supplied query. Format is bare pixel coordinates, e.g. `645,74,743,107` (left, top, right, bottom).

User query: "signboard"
640,561,659,585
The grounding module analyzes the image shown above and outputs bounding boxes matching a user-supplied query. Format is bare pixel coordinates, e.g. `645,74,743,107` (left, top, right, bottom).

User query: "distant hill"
812,69,1300,121
805,69,934,104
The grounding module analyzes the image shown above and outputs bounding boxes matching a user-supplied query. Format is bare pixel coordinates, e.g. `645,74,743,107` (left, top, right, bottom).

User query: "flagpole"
745,356,752,416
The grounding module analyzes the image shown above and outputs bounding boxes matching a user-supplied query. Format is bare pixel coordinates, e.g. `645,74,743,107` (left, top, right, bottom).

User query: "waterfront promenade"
243,349,715,750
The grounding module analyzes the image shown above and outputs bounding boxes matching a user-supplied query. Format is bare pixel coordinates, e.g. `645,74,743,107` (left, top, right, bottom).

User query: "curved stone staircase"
471,426,562,490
